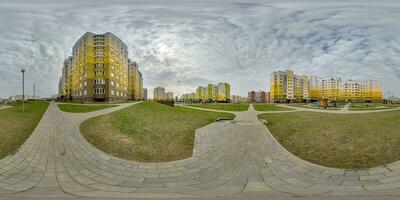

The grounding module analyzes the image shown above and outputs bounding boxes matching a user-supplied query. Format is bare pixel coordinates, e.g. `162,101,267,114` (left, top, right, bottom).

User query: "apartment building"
270,70,309,103
217,82,230,102
165,92,174,100
58,32,143,102
181,82,231,103
320,77,341,101
248,90,267,103
128,60,144,100
270,69,383,103
153,87,165,100
207,84,218,101
143,88,148,100
195,86,207,101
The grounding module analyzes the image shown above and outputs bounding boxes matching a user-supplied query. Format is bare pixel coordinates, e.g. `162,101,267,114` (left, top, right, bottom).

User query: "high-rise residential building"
143,88,148,100
366,80,383,102
320,77,341,101
153,87,165,100
248,91,257,103
58,56,73,99
309,75,321,101
270,70,309,103
217,82,230,102
270,69,383,103
181,82,230,103
196,86,207,101
128,60,144,100
269,71,286,102
248,90,267,103
340,80,366,102
259,91,268,103
207,84,218,101
58,32,143,102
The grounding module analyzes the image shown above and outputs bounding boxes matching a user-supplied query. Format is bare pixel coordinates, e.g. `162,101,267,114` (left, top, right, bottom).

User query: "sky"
0,0,400,98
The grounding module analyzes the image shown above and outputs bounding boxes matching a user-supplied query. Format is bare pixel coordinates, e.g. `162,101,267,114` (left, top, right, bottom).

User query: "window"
95,56,104,61
111,65,115,70
94,79,105,84
95,63,104,68
84,90,87,96
95,51,103,55
111,80,115,86
94,88,105,94
111,73,114,77
95,71,105,75
83,81,87,86
111,90,114,96
116,83,119,88
116,75,120,80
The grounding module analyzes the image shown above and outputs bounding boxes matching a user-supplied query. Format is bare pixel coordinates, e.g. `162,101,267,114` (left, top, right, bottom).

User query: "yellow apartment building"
270,69,383,103
58,32,143,102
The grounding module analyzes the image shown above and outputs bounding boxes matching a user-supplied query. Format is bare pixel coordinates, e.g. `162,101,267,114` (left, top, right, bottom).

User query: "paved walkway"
1,103,400,199
0,106,12,110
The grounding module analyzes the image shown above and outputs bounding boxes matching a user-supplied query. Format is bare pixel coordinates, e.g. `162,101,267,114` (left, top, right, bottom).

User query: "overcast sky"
1,0,399,98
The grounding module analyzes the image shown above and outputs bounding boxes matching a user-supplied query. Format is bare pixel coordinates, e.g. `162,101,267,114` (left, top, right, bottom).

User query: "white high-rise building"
153,87,165,100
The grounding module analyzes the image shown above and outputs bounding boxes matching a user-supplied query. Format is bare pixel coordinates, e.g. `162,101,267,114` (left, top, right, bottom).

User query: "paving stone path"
1,102,400,199
0,106,12,110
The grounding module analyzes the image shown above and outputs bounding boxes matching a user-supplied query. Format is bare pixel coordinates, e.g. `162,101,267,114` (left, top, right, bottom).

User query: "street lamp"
21,68,25,112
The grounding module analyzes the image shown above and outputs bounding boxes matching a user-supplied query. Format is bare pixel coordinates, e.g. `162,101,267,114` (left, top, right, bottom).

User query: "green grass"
259,111,400,169
285,104,341,110
253,103,294,111
80,101,235,162
58,104,117,113
0,101,49,159
349,103,391,110
188,103,249,111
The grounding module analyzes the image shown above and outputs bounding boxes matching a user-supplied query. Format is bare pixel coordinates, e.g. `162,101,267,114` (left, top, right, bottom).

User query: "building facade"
165,92,174,100
58,32,143,102
153,87,165,100
270,70,309,103
270,69,383,103
128,60,144,100
143,88,148,100
181,82,231,103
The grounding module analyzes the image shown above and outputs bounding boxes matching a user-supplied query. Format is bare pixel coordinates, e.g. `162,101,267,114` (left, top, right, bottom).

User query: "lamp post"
21,68,25,112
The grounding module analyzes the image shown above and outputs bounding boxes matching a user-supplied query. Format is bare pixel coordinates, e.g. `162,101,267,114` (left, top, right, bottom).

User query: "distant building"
217,82,230,102
143,88,148,100
128,60,144,100
182,82,230,103
153,87,165,100
248,90,267,103
248,91,256,103
270,69,383,103
166,92,174,100
207,84,218,101
231,95,246,103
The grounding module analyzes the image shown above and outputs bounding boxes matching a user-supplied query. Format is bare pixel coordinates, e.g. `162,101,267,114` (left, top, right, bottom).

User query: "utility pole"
21,68,25,112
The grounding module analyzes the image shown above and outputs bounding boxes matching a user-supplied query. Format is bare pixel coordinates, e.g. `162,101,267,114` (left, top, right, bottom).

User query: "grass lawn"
253,104,294,111
349,103,391,110
80,101,235,162
58,104,117,113
188,103,249,111
259,111,400,169
285,104,342,110
0,101,49,159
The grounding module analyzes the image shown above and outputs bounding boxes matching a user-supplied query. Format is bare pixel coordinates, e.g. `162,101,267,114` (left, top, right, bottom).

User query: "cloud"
0,0,399,98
